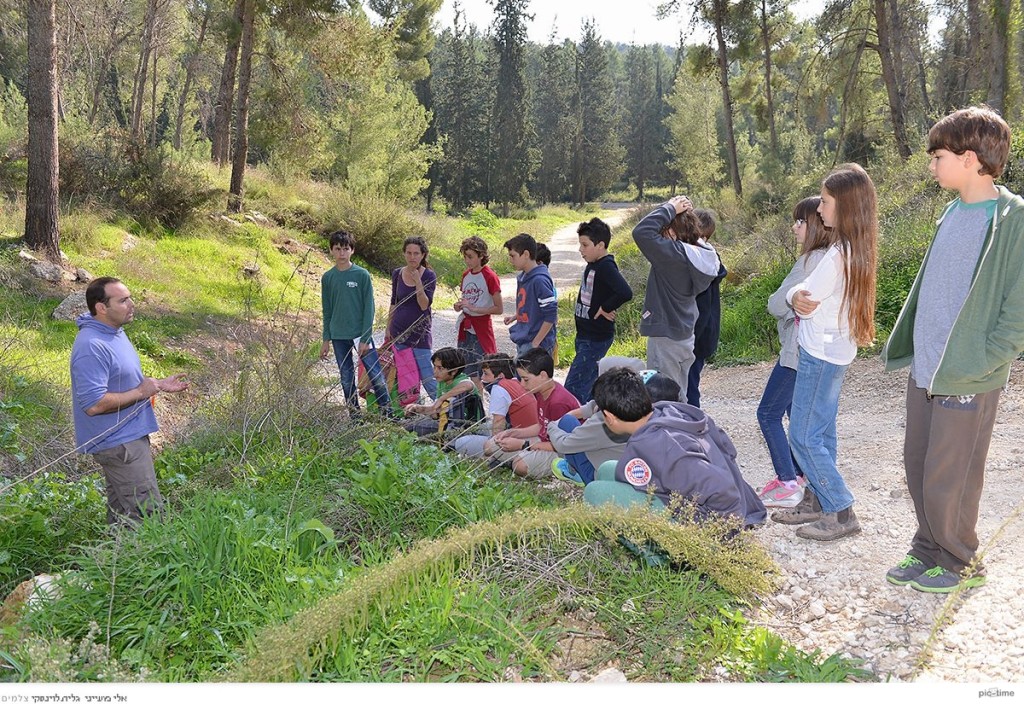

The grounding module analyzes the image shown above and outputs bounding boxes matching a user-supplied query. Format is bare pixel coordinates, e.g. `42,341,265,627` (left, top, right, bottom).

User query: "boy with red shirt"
490,348,580,478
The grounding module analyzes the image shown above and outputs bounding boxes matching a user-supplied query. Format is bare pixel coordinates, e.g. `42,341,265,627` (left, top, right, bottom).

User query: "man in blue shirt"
70,277,189,526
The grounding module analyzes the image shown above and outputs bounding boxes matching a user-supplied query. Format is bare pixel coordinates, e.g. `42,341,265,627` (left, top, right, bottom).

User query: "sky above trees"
433,0,827,45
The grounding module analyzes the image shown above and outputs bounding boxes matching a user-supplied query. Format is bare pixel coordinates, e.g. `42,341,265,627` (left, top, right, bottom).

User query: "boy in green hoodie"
883,106,1024,593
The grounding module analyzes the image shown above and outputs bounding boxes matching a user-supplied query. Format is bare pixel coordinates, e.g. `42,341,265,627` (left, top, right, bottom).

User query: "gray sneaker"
795,507,861,541
886,555,929,586
910,566,987,593
771,489,822,525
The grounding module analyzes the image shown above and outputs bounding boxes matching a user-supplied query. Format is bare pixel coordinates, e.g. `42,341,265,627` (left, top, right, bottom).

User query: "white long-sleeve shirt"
786,245,857,365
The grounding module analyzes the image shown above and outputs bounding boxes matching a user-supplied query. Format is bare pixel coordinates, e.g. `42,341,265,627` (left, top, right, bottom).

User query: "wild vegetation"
2,0,1023,684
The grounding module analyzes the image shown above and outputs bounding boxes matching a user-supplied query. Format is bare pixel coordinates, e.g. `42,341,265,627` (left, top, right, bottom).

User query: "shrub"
317,190,425,272
60,126,221,230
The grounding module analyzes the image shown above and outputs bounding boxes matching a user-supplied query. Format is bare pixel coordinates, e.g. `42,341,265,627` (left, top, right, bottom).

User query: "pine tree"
488,0,534,215
571,20,623,205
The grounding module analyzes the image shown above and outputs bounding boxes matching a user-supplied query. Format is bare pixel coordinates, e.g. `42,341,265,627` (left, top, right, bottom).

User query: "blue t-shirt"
70,315,159,453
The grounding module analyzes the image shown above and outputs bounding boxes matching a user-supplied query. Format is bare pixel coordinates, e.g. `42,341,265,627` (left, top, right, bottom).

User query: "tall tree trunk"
873,0,912,159
759,0,779,154
965,0,985,99
987,0,1012,113
212,0,246,166
25,0,61,261
174,7,209,150
150,48,158,146
712,0,742,196
227,0,255,213
835,33,868,166
130,0,159,140
88,16,130,126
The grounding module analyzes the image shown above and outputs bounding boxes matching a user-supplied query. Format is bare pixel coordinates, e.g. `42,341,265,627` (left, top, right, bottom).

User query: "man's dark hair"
480,353,516,380
86,276,121,315
644,373,681,403
431,346,466,373
515,347,554,378
503,233,537,259
577,217,612,248
329,230,356,249
593,368,653,422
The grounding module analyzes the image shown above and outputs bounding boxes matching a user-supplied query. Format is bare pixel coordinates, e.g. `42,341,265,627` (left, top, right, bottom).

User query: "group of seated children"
405,346,765,531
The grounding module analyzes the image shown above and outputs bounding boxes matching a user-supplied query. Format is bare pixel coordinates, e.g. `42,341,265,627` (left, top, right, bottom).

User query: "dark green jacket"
883,186,1024,395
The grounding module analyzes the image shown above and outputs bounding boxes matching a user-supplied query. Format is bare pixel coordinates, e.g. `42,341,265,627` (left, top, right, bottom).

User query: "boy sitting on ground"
402,347,484,437
583,367,766,528
488,348,579,478
453,353,539,458
549,370,681,487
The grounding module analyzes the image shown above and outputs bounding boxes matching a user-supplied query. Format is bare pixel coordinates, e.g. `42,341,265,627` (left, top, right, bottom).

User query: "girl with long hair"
388,236,438,401
772,164,878,540
756,197,831,508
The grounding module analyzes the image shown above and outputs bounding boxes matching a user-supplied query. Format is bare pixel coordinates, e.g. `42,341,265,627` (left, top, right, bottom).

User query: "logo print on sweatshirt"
346,281,358,288
624,458,652,487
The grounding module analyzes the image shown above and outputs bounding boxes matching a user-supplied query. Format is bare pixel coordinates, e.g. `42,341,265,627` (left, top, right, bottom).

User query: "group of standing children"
754,105,1024,594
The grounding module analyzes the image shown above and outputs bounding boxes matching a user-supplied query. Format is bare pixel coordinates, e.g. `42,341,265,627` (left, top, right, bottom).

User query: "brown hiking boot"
771,489,822,525
796,507,862,541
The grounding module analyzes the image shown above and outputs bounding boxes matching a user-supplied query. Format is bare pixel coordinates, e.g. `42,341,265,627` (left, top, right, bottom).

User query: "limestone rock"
0,574,60,626
29,259,66,282
589,667,627,683
53,290,88,321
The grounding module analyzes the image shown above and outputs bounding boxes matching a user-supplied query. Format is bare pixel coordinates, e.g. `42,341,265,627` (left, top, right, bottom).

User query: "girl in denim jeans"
772,164,878,541
756,197,829,508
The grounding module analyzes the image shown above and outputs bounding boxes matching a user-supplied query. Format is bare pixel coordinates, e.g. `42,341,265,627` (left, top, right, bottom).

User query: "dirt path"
433,213,1024,681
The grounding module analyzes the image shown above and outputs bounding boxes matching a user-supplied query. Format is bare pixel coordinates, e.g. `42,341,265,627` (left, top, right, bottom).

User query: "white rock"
589,668,627,683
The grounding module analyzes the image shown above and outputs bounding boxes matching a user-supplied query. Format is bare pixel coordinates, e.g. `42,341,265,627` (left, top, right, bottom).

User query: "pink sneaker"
759,478,805,508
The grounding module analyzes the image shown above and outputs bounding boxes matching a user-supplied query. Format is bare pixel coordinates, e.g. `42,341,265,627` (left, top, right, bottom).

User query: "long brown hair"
792,196,829,254
822,163,878,346
660,208,702,245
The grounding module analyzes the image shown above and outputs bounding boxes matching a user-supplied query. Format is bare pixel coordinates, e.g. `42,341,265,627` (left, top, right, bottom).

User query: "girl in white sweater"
772,164,878,541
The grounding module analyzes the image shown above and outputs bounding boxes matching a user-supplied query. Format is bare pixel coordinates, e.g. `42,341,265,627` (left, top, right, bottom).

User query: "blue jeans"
458,333,485,378
564,336,613,404
396,344,438,400
556,414,597,484
788,348,851,513
332,339,391,416
686,356,705,407
756,360,802,483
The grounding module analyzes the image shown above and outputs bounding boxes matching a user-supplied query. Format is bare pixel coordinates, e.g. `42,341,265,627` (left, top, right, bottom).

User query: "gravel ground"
427,213,1024,683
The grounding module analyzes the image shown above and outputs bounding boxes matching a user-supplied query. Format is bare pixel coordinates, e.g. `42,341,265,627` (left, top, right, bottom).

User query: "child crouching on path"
772,163,878,541
756,197,830,508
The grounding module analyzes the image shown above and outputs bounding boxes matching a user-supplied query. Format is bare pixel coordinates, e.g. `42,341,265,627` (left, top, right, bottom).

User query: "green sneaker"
551,458,584,487
886,555,929,586
910,566,987,593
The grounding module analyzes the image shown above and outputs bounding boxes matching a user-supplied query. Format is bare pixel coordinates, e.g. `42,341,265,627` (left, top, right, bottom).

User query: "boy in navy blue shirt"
564,218,633,403
503,233,557,356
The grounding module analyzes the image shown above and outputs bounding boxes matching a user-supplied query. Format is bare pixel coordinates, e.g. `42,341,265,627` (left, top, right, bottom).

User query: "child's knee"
512,459,529,477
